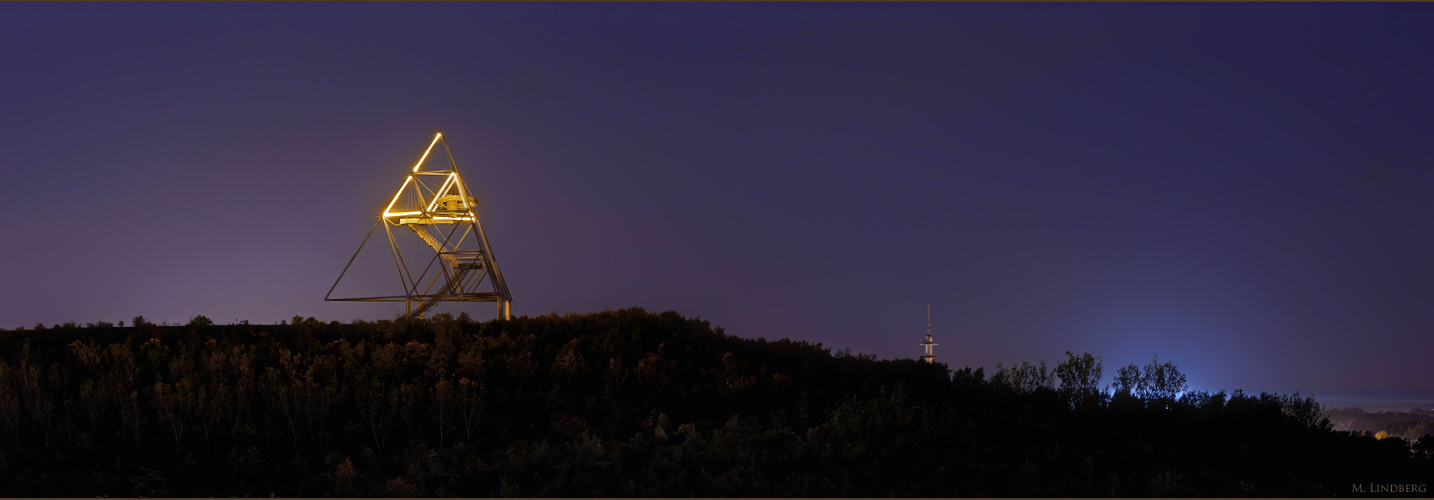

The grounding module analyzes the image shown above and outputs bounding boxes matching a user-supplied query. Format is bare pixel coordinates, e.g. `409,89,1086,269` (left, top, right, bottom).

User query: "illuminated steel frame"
326,130,513,320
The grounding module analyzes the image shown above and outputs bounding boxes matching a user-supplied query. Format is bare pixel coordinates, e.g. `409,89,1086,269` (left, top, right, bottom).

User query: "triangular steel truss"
326,130,513,320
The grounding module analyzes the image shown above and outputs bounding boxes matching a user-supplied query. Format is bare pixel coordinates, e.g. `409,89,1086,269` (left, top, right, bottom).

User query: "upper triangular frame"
326,130,513,320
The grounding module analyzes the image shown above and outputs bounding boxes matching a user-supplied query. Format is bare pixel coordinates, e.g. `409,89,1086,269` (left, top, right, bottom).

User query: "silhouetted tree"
18,358,57,447
991,359,1054,393
1276,391,1330,430
0,361,21,442
1112,362,1140,397
152,379,196,453
457,378,485,444
1139,355,1186,403
1414,434,1434,459
1055,351,1103,407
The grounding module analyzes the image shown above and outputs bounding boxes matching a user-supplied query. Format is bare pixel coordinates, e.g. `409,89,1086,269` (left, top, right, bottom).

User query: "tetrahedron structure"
326,130,513,320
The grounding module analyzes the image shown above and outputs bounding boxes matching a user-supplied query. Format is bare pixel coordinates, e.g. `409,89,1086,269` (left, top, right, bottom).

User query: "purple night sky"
3,3,1432,403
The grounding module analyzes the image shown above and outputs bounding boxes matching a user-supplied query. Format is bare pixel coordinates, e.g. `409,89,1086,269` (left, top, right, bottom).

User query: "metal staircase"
406,224,487,318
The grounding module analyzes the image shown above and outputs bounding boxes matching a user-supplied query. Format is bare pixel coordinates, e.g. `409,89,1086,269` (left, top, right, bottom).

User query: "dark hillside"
0,309,1427,496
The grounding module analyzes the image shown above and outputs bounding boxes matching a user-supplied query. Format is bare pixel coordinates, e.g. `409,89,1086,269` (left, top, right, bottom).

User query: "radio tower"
920,304,938,363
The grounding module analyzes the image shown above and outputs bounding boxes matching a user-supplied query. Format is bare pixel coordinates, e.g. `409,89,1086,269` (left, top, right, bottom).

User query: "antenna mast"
920,304,938,363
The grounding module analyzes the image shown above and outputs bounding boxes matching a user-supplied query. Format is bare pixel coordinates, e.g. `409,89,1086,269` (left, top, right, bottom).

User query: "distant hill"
1328,407,1434,442
0,308,1428,496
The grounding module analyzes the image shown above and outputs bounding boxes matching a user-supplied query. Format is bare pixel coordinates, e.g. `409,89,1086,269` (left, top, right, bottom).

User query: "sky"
2,3,1432,401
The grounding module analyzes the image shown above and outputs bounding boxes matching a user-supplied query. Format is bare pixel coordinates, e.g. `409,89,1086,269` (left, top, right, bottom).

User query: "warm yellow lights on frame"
413,132,443,172
382,176,415,217
383,135,478,222
426,173,459,212
383,132,446,218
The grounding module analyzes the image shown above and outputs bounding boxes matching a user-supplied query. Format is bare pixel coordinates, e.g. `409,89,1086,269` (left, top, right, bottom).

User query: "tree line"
0,308,1427,496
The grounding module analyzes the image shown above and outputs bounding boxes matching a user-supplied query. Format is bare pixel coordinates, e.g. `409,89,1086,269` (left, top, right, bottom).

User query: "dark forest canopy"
0,308,1429,497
